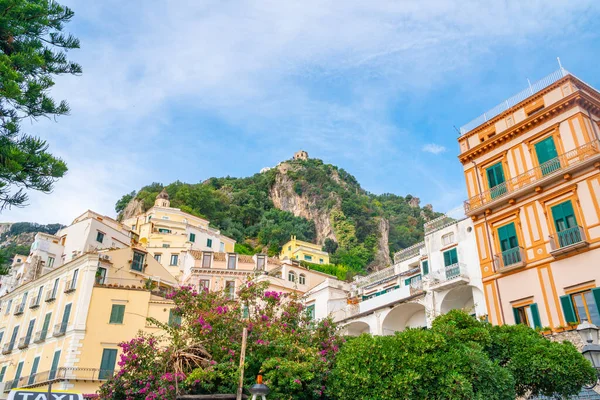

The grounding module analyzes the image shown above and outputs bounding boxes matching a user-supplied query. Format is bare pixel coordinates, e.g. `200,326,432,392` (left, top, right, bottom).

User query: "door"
486,162,506,199
61,303,72,333
99,349,118,379
535,136,559,175
28,357,40,385
25,319,35,344
551,201,580,247
41,313,52,339
13,361,23,389
497,222,520,265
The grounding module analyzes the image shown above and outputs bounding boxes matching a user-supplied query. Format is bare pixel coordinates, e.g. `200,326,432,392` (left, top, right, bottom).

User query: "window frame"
170,254,179,266
131,251,145,272
288,271,296,282
189,233,196,243
206,238,213,248
96,231,105,243
109,304,126,324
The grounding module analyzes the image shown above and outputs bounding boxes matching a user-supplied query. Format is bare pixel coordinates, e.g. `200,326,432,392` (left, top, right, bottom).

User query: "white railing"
393,242,425,264
354,265,395,288
459,68,568,136
428,262,469,285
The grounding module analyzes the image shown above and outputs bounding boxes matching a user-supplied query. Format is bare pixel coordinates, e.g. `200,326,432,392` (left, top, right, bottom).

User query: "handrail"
493,247,525,272
354,265,395,288
459,68,568,135
465,140,600,213
393,242,425,263
550,226,587,251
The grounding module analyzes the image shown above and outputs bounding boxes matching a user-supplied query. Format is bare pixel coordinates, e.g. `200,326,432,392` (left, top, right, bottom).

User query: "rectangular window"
4,299,12,315
565,290,600,326
199,279,210,290
441,233,455,246
443,248,458,266
96,267,107,284
99,349,118,380
96,231,105,243
28,356,40,385
306,304,315,320
109,305,125,324
47,256,55,268
497,222,521,266
288,246,292,251
227,254,236,270
168,309,182,327
14,361,24,385
154,254,161,262
422,260,429,275
256,255,266,271
158,228,171,234
62,303,72,327
162,243,170,248
25,318,35,345
535,136,560,176
52,278,59,297
189,233,196,242
9,326,19,350
486,162,506,199
551,200,581,247
304,255,313,261
512,303,541,329
49,351,61,380
36,285,44,304
170,254,179,266
162,216,169,220
72,269,79,287
225,281,235,300
207,238,213,248
319,258,324,264
219,242,225,252
202,253,212,268
0,365,6,383
131,251,145,271
404,274,422,286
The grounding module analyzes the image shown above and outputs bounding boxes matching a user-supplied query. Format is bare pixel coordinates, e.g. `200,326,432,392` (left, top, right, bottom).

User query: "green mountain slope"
117,157,440,274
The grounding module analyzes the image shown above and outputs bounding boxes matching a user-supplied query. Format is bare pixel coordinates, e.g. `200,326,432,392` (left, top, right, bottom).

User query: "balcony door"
498,222,520,266
486,162,506,199
551,200,580,247
535,136,559,176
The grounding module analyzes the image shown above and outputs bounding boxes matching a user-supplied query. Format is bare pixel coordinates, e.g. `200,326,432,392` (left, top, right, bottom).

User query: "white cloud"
1,0,598,223
422,144,447,155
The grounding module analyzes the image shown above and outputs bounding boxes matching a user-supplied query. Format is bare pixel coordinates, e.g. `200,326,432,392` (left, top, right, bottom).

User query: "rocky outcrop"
121,198,145,220
269,163,338,245
368,217,392,272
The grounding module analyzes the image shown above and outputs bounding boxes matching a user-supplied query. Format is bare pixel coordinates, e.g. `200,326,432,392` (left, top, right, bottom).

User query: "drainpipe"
473,161,506,325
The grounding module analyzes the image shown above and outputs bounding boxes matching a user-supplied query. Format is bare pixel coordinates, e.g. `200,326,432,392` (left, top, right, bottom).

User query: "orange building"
458,68,600,331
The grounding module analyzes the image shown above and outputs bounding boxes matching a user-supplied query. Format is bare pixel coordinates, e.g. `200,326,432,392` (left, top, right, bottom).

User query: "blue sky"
3,0,600,224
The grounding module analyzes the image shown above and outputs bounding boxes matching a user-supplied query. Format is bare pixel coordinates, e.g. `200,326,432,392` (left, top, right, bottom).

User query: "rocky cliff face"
369,217,391,271
121,197,145,220
269,163,339,245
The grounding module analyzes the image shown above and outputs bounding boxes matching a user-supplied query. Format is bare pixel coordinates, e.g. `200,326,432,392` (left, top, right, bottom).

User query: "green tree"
0,0,81,209
329,310,596,399
115,190,136,215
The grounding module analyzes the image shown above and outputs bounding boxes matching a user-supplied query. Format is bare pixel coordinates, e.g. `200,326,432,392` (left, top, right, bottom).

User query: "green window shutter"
422,260,429,275
62,303,71,326
486,162,506,188
560,295,577,324
443,251,451,267
42,313,52,336
529,303,542,329
513,307,521,325
0,366,6,383
591,288,600,320
14,361,23,382
28,357,40,385
189,233,195,242
443,248,458,266
110,305,125,324
49,351,61,380
552,201,577,232
405,278,411,285
535,137,558,165
99,349,118,379
498,223,519,251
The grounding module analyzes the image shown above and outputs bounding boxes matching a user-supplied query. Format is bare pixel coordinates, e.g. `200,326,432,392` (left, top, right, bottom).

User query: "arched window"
288,271,296,282
299,274,306,285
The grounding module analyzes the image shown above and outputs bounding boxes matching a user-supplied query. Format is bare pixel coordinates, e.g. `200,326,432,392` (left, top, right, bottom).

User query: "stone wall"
545,329,585,351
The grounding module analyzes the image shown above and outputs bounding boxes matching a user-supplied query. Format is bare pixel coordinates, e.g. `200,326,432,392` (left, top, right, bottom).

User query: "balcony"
464,140,600,214
45,289,57,302
64,279,76,293
34,329,48,343
494,247,526,273
358,285,412,314
1,342,14,355
1,367,116,393
53,322,67,337
354,265,396,289
549,226,589,256
427,262,470,291
17,335,31,349
13,303,25,316
29,296,41,309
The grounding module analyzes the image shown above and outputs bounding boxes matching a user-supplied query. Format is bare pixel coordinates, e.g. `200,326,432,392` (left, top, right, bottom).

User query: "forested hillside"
116,158,440,273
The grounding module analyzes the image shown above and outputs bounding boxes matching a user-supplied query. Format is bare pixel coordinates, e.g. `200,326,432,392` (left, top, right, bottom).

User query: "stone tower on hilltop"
294,150,309,160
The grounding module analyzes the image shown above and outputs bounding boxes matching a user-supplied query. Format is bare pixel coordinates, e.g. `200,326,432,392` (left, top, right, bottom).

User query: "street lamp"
577,320,600,389
249,375,270,400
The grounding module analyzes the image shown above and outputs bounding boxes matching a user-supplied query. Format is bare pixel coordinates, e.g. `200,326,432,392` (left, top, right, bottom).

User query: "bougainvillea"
99,281,343,399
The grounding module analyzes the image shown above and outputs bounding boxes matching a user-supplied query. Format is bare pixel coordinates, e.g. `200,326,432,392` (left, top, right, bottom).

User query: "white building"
305,215,486,335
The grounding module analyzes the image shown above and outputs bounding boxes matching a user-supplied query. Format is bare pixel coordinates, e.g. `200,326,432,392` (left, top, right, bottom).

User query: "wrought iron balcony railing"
1,367,116,393
64,279,76,293
53,322,68,337
29,296,41,309
494,247,526,273
45,289,57,302
465,140,600,213
550,226,588,255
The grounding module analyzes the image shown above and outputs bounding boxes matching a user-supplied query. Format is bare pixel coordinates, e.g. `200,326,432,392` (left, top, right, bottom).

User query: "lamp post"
577,320,600,389
248,375,270,400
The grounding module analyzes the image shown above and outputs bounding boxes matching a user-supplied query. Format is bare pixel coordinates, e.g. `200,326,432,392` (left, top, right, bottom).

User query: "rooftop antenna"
453,125,461,136
557,56,566,76
527,78,533,95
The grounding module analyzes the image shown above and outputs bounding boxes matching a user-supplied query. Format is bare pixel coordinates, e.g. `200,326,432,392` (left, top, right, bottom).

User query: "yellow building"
279,235,329,264
123,189,236,278
0,246,177,398
458,68,600,331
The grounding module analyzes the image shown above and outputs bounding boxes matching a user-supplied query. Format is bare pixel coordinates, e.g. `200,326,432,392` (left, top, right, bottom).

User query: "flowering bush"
99,281,342,399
